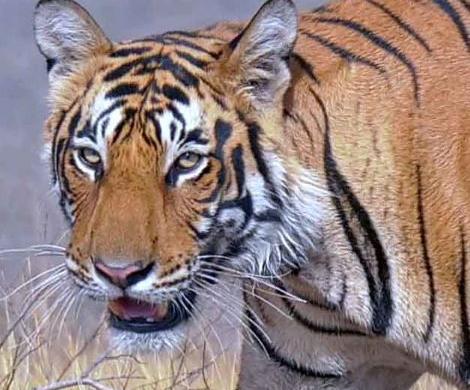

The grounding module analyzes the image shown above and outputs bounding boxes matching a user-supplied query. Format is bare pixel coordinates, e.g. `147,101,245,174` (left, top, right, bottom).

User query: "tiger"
33,0,470,388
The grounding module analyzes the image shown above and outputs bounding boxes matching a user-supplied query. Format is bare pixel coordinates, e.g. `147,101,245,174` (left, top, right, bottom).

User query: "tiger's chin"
105,296,191,353
108,323,187,354
98,277,242,355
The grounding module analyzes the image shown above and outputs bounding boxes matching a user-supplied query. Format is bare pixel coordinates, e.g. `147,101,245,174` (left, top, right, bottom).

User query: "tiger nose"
94,260,153,288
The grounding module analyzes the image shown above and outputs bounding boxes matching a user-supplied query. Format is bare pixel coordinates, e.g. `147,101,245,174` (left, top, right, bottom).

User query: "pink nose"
95,261,152,288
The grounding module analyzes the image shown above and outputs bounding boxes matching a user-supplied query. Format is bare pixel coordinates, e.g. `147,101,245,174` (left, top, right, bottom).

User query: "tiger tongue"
108,297,168,321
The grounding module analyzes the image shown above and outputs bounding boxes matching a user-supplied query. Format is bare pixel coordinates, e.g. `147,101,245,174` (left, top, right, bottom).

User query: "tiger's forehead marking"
88,91,124,165
156,99,204,170
75,85,205,174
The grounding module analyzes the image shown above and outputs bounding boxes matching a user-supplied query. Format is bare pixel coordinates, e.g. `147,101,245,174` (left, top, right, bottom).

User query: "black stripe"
313,87,393,335
283,109,296,121
229,29,245,51
141,128,158,150
145,35,220,58
254,209,282,223
223,229,255,258
170,122,177,142
218,194,250,211
200,119,232,203
210,93,228,110
167,104,186,127
51,111,67,184
164,30,201,38
291,53,320,84
104,54,200,88
55,138,66,189
314,17,420,103
457,0,470,12
187,221,210,240
76,120,96,142
110,47,153,58
46,58,57,73
416,164,436,342
185,128,209,146
232,145,246,197
301,31,386,74
175,50,209,69
59,139,73,225
298,115,316,151
162,85,190,105
94,100,125,128
147,112,162,144
338,272,348,308
219,194,254,230
193,160,213,182
105,83,140,99
166,30,224,42
280,296,369,336
99,119,108,141
104,57,144,81
365,0,432,52
244,297,342,379
157,57,200,88
214,119,232,159
312,4,332,13
459,227,470,382
199,75,225,96
241,116,282,208
113,108,137,144
68,109,81,137
165,36,220,59
431,0,469,49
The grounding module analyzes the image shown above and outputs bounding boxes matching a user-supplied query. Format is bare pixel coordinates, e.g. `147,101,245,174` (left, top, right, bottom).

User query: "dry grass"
0,252,239,389
0,252,457,390
413,375,457,390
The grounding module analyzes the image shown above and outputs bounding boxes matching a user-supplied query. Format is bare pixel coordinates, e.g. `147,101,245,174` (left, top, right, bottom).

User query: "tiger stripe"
364,0,432,53
416,164,436,342
459,228,470,381
314,17,421,104
313,87,393,335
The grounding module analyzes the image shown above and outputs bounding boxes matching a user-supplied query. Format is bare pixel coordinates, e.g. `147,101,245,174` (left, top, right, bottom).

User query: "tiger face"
34,0,324,351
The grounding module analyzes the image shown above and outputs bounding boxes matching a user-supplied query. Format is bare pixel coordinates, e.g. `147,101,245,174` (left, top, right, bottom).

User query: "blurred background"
0,0,455,389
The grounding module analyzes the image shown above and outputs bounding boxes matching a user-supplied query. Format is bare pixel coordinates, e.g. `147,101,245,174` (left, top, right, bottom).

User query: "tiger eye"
78,148,101,167
176,152,201,170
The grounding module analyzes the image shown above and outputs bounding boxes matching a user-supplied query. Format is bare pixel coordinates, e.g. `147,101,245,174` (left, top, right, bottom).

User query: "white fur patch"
238,151,328,276
154,99,211,187
70,91,123,181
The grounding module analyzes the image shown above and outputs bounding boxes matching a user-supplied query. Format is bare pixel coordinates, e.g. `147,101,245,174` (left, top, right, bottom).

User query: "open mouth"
108,297,186,333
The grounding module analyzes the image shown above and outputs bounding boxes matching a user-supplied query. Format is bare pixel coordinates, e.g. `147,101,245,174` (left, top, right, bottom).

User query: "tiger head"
34,0,325,351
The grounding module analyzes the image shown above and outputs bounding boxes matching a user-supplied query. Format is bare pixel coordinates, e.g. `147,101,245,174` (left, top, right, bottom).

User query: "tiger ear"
217,0,298,109
34,0,111,83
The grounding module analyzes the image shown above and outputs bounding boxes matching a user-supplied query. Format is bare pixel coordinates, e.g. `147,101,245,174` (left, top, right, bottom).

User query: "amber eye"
77,147,101,167
175,152,201,171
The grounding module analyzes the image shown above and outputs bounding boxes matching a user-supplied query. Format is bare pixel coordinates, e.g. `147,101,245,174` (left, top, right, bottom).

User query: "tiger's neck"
269,44,470,385
205,2,470,386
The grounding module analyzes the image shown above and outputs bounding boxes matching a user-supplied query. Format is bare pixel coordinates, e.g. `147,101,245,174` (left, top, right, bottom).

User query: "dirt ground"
0,1,457,389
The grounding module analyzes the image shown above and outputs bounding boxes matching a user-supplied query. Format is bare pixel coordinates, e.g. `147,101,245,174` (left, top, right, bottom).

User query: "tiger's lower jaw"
108,298,187,334
106,302,190,353
108,323,187,354
104,294,194,353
